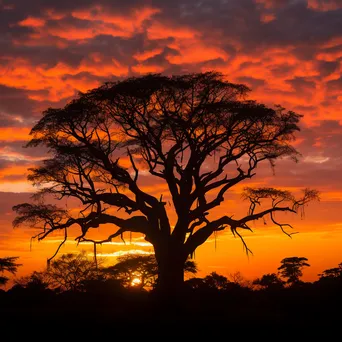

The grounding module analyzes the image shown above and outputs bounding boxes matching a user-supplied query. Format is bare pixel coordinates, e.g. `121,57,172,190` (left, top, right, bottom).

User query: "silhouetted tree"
278,257,310,286
44,252,102,292
13,72,318,294
15,271,50,291
0,257,21,286
253,273,284,290
318,263,342,280
229,271,252,288
104,254,197,289
203,272,230,290
185,277,206,290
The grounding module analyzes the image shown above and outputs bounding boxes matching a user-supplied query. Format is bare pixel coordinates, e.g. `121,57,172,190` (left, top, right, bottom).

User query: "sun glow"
131,277,142,286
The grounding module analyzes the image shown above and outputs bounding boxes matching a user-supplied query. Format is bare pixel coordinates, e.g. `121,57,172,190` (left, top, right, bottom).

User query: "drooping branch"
13,203,68,231
185,187,319,256
13,203,152,261
47,227,68,266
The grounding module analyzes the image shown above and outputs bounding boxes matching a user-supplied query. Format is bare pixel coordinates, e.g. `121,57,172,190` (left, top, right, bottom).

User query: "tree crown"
13,72,318,264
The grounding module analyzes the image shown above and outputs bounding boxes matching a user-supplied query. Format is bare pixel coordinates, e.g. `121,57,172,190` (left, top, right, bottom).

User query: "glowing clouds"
18,16,46,28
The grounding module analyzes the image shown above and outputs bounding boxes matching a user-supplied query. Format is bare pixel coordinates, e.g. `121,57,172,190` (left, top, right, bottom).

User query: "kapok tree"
13,72,318,294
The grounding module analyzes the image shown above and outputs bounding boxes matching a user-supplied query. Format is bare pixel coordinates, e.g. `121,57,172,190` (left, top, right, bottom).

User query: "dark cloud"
286,77,316,93
243,119,342,193
237,76,266,90
1,174,27,182
266,164,342,190
0,140,48,158
0,113,22,127
316,61,339,77
146,0,342,52
299,120,342,159
0,0,341,78
270,64,297,78
292,105,318,117
0,191,33,216
326,76,342,92
0,85,37,119
2,0,340,62
0,158,30,170
77,34,147,67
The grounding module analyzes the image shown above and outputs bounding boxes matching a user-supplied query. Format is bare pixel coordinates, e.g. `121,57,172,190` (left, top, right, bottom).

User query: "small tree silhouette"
253,273,284,290
203,272,230,290
45,251,102,292
318,262,342,280
15,271,50,291
0,256,21,286
278,257,310,286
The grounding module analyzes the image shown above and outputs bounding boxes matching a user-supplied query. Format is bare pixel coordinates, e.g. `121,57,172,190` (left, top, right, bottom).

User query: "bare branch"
185,187,319,256
47,228,67,266
127,148,139,182
13,203,152,260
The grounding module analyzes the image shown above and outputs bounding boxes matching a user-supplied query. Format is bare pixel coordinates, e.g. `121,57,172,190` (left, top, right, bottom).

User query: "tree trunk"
157,259,185,293
154,245,187,297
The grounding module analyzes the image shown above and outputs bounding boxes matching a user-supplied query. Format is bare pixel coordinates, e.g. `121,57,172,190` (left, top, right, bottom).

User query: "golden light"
131,277,142,287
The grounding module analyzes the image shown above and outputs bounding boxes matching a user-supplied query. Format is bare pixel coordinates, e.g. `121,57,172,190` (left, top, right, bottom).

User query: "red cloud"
308,0,342,11
18,16,45,28
147,22,198,40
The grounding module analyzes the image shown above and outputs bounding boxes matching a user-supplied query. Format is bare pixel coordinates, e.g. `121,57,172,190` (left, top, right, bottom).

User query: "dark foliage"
0,257,21,286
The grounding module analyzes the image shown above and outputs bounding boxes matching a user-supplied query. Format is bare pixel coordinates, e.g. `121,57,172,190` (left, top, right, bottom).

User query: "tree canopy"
278,256,310,285
0,257,21,286
318,262,342,280
43,252,102,292
13,71,318,293
253,273,284,290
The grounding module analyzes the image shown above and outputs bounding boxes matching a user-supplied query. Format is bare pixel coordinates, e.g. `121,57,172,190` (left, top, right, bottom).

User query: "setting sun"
131,278,142,287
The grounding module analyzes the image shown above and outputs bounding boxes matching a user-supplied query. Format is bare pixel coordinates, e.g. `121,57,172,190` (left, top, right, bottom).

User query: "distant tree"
229,271,252,288
185,277,206,290
318,263,342,280
13,71,319,294
278,257,310,286
15,271,50,291
253,273,284,290
105,254,197,289
45,252,102,292
0,257,21,286
203,272,230,290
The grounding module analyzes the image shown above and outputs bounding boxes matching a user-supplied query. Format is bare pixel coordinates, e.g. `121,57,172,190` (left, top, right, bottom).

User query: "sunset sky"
0,0,342,284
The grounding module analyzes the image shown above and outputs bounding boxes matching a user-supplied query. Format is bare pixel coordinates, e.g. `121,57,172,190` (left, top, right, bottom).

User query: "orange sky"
0,0,342,285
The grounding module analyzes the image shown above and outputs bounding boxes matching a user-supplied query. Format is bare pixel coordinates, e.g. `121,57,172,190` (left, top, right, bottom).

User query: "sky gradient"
0,0,342,284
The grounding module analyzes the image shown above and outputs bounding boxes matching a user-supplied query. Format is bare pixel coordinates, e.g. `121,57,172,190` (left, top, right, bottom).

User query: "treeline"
1,253,342,292
1,253,342,328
